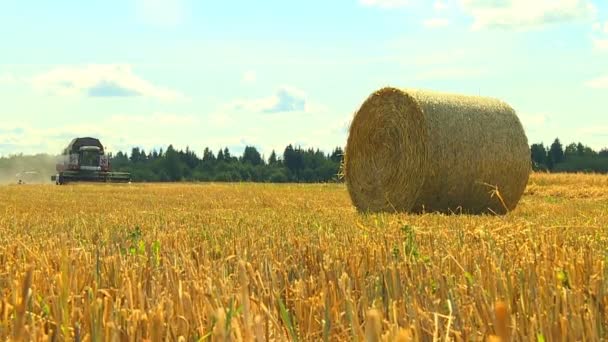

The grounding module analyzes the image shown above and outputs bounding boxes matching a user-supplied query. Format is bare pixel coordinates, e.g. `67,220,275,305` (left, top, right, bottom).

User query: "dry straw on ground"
345,87,530,214
1,174,607,340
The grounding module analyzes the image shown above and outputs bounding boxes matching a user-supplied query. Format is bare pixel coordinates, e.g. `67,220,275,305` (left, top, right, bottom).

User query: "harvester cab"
52,137,131,185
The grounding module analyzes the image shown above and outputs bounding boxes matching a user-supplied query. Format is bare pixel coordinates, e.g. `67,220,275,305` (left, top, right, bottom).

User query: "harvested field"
0,173,607,341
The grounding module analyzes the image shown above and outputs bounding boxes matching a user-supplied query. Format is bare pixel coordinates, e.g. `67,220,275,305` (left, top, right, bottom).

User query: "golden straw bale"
344,87,530,214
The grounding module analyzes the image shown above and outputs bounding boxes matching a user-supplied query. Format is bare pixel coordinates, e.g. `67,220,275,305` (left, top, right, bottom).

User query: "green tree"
564,143,577,158
202,147,215,163
164,145,185,181
576,142,585,156
268,150,278,165
549,138,564,164
582,146,597,157
182,146,199,169
546,153,554,170
283,145,304,179
241,146,263,165
130,147,143,163
112,151,130,168
330,147,344,164
223,147,235,163
530,143,547,167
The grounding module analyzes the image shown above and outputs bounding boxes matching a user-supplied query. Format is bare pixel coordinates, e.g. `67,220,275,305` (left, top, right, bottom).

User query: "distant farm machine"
52,137,130,185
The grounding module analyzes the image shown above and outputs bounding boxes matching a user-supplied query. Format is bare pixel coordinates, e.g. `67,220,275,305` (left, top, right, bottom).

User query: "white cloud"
242,70,257,84
592,20,608,34
109,113,198,125
229,86,308,113
591,20,608,52
460,0,596,30
519,113,548,127
0,105,345,159
0,73,15,84
359,0,410,8
208,111,235,128
434,1,448,10
31,64,183,100
0,123,113,157
596,21,608,34
577,125,608,137
198,89,336,156
330,118,352,135
0,111,202,157
585,75,608,88
423,18,450,28
592,38,608,51
135,0,184,26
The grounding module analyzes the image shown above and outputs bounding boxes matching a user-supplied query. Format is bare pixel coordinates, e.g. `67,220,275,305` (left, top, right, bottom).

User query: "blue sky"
1,0,607,157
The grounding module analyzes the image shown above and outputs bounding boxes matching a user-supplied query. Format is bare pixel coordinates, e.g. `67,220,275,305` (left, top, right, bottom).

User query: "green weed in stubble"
225,297,242,336
277,297,298,342
323,294,331,342
401,224,420,261
151,240,161,267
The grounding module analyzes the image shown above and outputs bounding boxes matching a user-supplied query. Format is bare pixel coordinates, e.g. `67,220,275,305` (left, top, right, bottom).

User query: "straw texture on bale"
344,87,530,215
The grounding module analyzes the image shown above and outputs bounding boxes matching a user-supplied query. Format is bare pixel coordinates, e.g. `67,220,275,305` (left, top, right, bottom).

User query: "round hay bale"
344,87,530,215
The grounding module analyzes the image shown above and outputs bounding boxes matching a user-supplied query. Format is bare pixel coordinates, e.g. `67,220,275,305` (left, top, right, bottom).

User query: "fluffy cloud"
109,113,198,125
0,73,15,84
519,113,549,127
359,0,410,8
31,64,183,100
592,38,608,51
577,125,608,137
585,75,608,89
0,123,110,156
591,20,608,51
423,18,450,28
0,127,24,135
87,81,141,97
592,21,608,32
242,70,257,84
433,1,448,10
0,111,200,157
595,21,608,34
460,0,596,30
230,87,308,113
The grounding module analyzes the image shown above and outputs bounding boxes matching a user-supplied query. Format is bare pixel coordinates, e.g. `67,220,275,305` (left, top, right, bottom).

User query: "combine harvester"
52,137,130,185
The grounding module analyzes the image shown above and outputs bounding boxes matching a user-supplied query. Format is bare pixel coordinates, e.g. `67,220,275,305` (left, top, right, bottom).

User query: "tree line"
109,145,345,182
109,138,608,181
530,138,608,173
2,138,608,184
